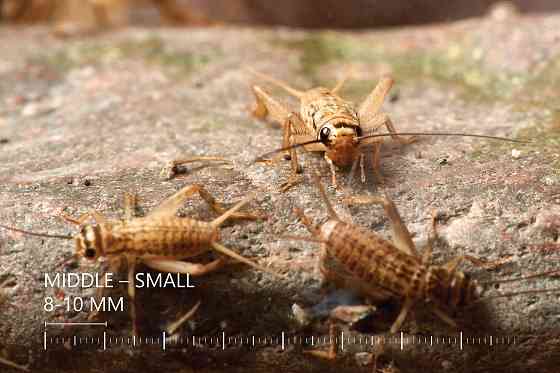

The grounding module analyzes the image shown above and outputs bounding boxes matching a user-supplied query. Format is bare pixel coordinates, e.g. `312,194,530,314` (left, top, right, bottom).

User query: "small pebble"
511,149,521,159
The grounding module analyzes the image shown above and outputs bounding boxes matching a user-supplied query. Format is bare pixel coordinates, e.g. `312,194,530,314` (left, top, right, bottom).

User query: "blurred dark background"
185,0,560,28
2,0,560,30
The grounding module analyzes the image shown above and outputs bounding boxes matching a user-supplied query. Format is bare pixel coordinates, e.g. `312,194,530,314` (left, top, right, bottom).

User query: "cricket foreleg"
324,155,339,189
88,257,123,321
343,195,418,257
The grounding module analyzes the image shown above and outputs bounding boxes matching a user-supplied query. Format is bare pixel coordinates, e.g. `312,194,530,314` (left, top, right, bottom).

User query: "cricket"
0,182,277,335
286,174,559,361
249,69,527,191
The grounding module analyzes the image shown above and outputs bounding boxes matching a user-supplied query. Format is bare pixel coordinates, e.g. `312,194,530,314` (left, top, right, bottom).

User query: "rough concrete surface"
1,10,560,373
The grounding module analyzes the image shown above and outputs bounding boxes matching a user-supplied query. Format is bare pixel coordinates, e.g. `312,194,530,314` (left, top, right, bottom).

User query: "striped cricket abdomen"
100,217,219,258
320,220,428,301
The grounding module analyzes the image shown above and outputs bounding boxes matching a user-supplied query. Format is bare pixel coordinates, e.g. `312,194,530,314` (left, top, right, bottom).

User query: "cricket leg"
161,156,232,180
304,321,339,360
280,116,307,192
358,76,395,121
390,297,414,334
443,255,509,272
361,113,416,146
126,255,139,336
60,210,108,225
123,192,138,220
250,85,292,123
88,257,123,321
166,300,202,335
324,155,339,189
147,184,211,219
331,66,353,94
343,195,418,257
142,258,224,276
196,185,263,221
0,356,29,372
293,208,320,236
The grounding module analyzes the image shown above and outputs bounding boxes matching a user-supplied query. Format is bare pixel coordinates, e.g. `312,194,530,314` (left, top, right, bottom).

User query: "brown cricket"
288,175,559,359
250,68,414,190
0,183,276,335
249,69,526,191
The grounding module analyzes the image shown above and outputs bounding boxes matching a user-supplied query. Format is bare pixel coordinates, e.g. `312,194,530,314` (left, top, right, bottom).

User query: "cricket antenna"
0,224,73,240
311,171,340,220
253,132,529,164
472,268,560,305
254,139,323,163
357,132,530,143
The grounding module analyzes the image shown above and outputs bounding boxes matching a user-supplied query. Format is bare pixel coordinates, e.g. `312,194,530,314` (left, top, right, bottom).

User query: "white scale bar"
222,332,225,350
45,322,107,326
341,331,344,351
400,332,404,350
162,332,166,351
460,332,463,350
281,332,285,350
103,332,107,350
43,332,47,351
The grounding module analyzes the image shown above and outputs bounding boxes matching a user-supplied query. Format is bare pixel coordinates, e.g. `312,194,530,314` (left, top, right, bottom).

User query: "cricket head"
426,266,482,308
319,123,361,167
75,225,103,260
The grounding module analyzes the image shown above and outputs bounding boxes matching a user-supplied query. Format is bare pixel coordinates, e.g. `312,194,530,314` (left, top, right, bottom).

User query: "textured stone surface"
0,10,559,373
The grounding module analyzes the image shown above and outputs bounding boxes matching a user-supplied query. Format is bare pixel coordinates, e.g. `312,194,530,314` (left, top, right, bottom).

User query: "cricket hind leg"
142,257,224,276
250,85,292,123
147,184,260,222
60,210,108,226
196,185,263,222
343,195,418,257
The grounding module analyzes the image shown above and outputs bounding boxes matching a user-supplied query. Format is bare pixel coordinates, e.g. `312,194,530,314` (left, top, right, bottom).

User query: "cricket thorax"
300,88,361,166
424,266,481,308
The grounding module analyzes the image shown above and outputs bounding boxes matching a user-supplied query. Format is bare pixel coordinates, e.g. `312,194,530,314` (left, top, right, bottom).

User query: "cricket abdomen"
320,220,428,301
100,218,219,258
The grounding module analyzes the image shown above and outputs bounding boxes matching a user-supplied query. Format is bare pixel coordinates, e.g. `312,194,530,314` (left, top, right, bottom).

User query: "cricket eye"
84,248,96,259
320,127,331,143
